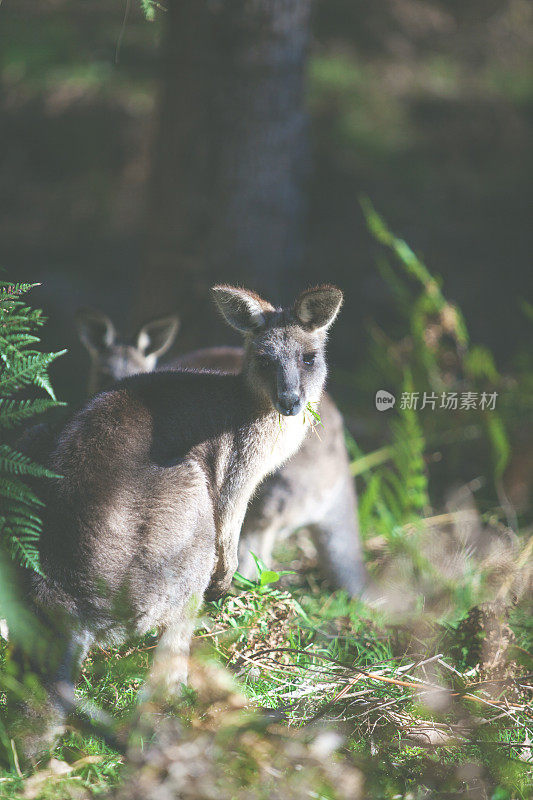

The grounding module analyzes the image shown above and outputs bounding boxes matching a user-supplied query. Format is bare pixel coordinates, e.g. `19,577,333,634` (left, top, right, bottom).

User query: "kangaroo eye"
302,353,316,366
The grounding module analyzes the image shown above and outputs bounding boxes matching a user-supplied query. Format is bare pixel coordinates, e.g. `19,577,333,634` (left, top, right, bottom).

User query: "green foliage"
342,205,527,638
234,553,296,594
389,374,429,517
0,281,65,572
361,195,470,387
352,367,429,543
354,201,511,541
350,379,429,544
139,0,157,22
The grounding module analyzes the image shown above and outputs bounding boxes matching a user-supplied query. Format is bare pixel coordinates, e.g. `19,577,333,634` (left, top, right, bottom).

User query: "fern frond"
139,0,156,21
0,477,44,507
1,504,43,527
0,445,60,479
7,533,42,574
0,350,66,397
0,279,65,574
0,333,41,347
0,398,62,429
0,281,39,297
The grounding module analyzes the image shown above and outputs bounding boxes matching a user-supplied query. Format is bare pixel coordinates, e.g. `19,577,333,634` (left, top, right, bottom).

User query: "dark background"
1,0,532,406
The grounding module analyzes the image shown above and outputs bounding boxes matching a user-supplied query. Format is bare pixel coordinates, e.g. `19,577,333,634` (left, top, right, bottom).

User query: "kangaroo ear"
294,285,343,332
211,286,274,332
75,308,116,354
137,315,180,358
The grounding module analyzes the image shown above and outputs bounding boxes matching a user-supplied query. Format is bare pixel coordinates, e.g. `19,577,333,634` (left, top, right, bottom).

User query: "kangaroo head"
211,285,343,416
75,308,179,392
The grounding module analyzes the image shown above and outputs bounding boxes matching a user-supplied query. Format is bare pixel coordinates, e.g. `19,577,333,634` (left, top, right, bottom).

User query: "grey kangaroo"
23,285,343,738
76,308,366,596
75,308,180,396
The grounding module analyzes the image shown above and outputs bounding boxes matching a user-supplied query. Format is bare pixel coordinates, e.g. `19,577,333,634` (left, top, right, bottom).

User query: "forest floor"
0,525,531,799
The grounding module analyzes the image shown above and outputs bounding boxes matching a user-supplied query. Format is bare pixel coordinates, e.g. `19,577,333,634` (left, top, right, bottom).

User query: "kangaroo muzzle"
275,366,302,416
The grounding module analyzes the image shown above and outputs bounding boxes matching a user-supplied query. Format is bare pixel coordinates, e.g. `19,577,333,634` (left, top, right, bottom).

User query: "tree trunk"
136,0,311,344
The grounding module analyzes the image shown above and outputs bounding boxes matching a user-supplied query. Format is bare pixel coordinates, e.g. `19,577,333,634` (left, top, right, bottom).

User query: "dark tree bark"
136,0,311,344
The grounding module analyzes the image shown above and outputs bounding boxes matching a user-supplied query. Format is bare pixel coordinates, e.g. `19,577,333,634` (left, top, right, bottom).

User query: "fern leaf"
0,279,64,574
0,445,60,479
8,535,42,574
0,398,62,429
0,477,44,507
0,350,66,396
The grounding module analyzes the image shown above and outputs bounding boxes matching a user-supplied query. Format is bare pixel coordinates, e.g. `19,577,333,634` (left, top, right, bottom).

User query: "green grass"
1,555,530,799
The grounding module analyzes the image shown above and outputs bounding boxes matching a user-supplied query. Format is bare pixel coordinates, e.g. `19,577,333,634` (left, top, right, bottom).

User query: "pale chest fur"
251,410,310,483
216,410,310,539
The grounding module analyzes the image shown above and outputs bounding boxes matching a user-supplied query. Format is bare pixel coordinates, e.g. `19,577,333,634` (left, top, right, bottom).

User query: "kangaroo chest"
215,412,309,535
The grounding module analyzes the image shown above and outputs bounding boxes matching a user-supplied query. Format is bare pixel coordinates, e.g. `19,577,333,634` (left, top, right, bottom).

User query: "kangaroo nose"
276,392,302,417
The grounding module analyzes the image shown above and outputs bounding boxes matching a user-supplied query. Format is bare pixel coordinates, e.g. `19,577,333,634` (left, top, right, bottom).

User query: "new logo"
375,390,396,411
